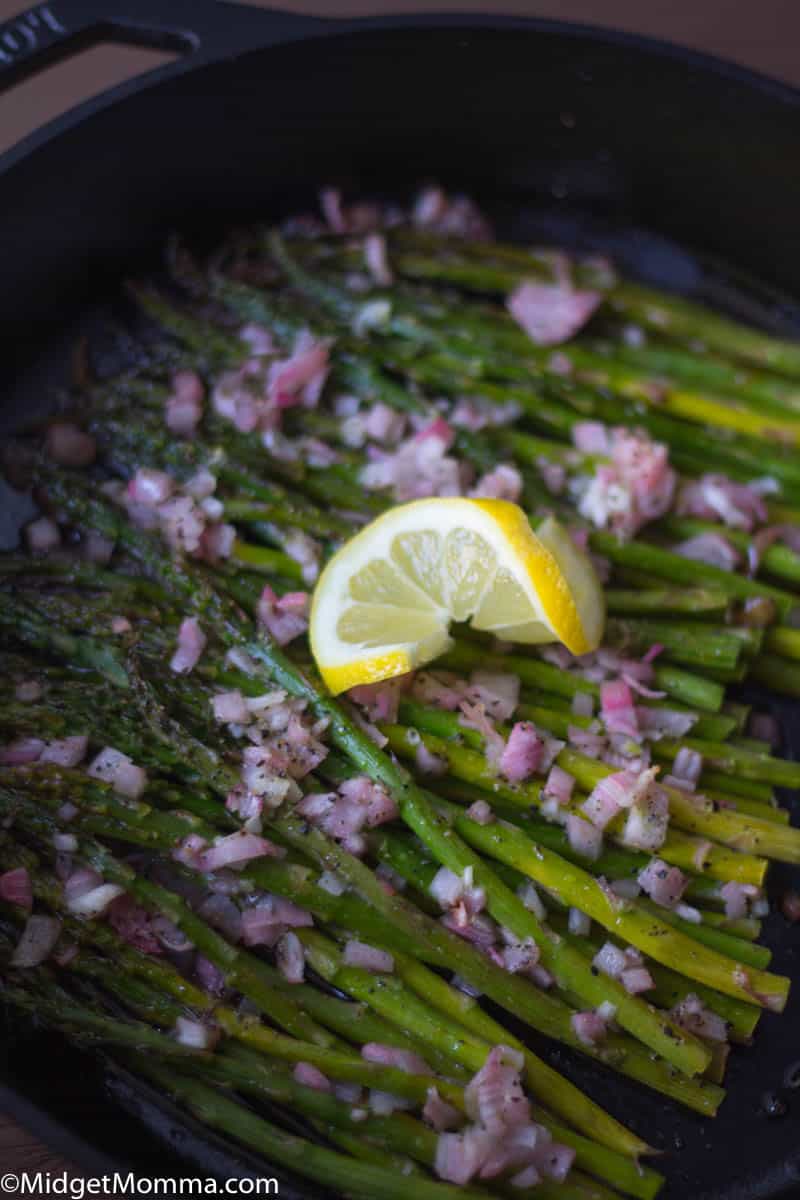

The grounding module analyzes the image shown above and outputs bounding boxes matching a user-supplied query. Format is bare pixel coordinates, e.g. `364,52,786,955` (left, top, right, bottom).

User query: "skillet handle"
0,0,323,89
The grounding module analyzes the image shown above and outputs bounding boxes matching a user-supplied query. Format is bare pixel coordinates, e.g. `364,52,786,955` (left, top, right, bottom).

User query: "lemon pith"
309,499,604,694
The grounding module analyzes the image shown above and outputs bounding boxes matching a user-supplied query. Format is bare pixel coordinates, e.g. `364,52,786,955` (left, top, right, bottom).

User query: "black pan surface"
1,6,800,1197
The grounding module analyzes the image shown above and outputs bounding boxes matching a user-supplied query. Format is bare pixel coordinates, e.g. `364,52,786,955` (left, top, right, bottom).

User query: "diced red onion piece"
499,722,543,782
40,735,89,768
52,833,77,852
592,941,627,979
11,915,62,967
225,647,258,676
623,673,666,700
293,1062,332,1092
339,776,398,828
267,330,330,411
416,742,447,775
720,881,759,921
200,521,236,564
539,458,567,495
212,690,251,725
465,799,494,825
577,427,676,537
362,402,406,445
343,940,394,973
63,866,103,903
571,1009,607,1046
674,532,740,571
412,183,494,240
364,232,393,286
169,617,207,674
317,871,347,896
87,747,148,799
128,467,174,506
183,469,217,500
542,765,574,805
499,935,539,975
166,372,204,437
257,584,310,645
172,368,205,404
0,737,46,765
26,516,60,554
508,278,601,347
423,1086,462,1131
347,676,409,724
470,464,523,502
672,746,703,786
362,1043,431,1075
677,473,767,532
468,671,520,721
463,1045,530,1136
636,707,697,740
435,1127,494,1185
621,781,669,852
320,187,347,232
175,1016,218,1050
580,771,632,829
568,725,607,759
369,1090,411,1116
567,907,590,936
276,930,305,983
671,993,729,1043
333,1081,362,1105
600,679,639,738
572,421,610,455
197,831,285,872
566,814,602,861
537,1139,576,1183
637,859,688,909
621,966,655,994
66,883,126,917
429,868,464,909
239,905,284,949
0,867,33,910
271,897,313,929
517,881,546,920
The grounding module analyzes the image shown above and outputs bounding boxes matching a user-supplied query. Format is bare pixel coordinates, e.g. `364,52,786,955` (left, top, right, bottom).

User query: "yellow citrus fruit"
309,499,605,694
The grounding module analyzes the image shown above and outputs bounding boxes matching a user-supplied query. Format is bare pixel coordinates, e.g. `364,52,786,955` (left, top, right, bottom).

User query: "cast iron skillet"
1,4,800,1196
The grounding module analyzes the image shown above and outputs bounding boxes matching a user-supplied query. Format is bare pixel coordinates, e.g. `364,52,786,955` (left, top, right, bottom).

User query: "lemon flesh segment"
309,499,604,694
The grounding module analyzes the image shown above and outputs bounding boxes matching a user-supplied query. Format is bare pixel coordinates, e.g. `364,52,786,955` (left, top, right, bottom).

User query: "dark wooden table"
1,0,800,1179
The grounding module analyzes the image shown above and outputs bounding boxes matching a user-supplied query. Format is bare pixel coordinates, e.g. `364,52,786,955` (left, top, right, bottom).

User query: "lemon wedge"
310,499,604,694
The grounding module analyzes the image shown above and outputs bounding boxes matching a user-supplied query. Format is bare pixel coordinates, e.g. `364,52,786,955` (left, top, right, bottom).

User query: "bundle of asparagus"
2,185,800,1199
